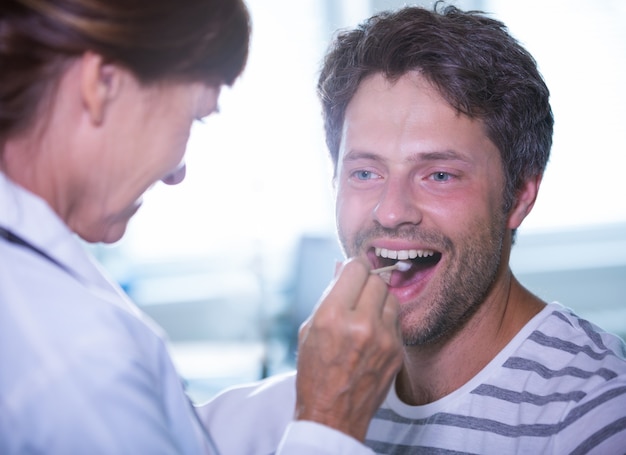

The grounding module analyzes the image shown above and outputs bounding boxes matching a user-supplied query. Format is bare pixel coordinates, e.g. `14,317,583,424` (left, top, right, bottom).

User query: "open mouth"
371,246,442,277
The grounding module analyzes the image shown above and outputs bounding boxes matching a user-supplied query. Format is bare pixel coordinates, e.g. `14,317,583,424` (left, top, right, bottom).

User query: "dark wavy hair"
318,2,553,212
0,0,250,142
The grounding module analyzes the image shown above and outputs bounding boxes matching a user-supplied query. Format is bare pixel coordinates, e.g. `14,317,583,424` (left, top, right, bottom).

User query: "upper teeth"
375,247,435,260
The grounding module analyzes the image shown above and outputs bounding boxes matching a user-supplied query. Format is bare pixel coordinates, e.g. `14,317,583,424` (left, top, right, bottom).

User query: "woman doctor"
0,0,403,453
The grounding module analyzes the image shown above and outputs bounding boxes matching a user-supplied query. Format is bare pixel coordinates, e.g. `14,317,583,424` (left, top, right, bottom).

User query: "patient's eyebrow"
342,148,472,165
343,150,381,162
412,149,468,162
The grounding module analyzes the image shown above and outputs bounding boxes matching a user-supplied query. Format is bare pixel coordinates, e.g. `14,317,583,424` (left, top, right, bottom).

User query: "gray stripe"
471,384,586,405
562,386,626,429
552,310,574,327
578,318,610,351
374,408,418,425
373,386,626,438
570,416,626,455
529,330,613,360
366,440,475,455
504,356,617,381
550,310,625,357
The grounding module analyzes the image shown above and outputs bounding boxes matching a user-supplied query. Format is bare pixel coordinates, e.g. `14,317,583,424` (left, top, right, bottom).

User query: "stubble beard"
339,217,506,347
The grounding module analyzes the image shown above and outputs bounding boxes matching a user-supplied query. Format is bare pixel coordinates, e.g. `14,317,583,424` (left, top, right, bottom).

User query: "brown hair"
0,0,251,142
318,2,553,212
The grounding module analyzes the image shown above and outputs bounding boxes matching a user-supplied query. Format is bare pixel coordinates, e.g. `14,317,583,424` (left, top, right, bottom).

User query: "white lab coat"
0,171,372,455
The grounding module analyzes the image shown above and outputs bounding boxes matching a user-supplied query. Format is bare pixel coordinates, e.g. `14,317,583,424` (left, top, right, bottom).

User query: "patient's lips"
162,163,186,185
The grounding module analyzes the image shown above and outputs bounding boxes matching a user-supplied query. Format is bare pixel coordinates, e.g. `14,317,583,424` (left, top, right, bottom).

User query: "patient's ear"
507,174,542,230
80,52,121,125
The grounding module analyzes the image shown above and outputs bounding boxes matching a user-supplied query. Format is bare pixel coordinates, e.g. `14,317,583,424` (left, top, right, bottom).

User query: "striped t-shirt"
365,303,626,454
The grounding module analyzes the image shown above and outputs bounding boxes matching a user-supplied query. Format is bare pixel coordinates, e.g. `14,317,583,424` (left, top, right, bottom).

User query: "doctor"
0,0,402,453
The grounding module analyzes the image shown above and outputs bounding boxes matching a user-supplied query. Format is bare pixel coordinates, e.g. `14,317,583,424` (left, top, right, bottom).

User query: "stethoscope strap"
0,226,75,276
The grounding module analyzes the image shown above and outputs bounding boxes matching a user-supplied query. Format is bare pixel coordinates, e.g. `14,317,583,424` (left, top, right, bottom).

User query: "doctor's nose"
162,163,186,186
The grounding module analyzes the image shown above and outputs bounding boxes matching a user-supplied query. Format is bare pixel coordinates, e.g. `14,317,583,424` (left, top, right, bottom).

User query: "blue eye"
432,171,451,182
355,170,374,180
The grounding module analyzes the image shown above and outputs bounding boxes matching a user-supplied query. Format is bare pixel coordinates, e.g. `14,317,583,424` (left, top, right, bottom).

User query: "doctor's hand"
294,257,403,442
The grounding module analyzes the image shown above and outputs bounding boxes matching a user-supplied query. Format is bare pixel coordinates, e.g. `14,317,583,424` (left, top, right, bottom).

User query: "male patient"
200,4,626,453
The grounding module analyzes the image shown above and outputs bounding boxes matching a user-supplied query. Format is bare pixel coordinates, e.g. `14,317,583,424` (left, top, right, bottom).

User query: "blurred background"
90,0,626,403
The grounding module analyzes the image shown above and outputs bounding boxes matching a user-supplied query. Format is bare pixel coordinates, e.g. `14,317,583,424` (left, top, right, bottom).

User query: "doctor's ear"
80,52,122,125
507,174,542,230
